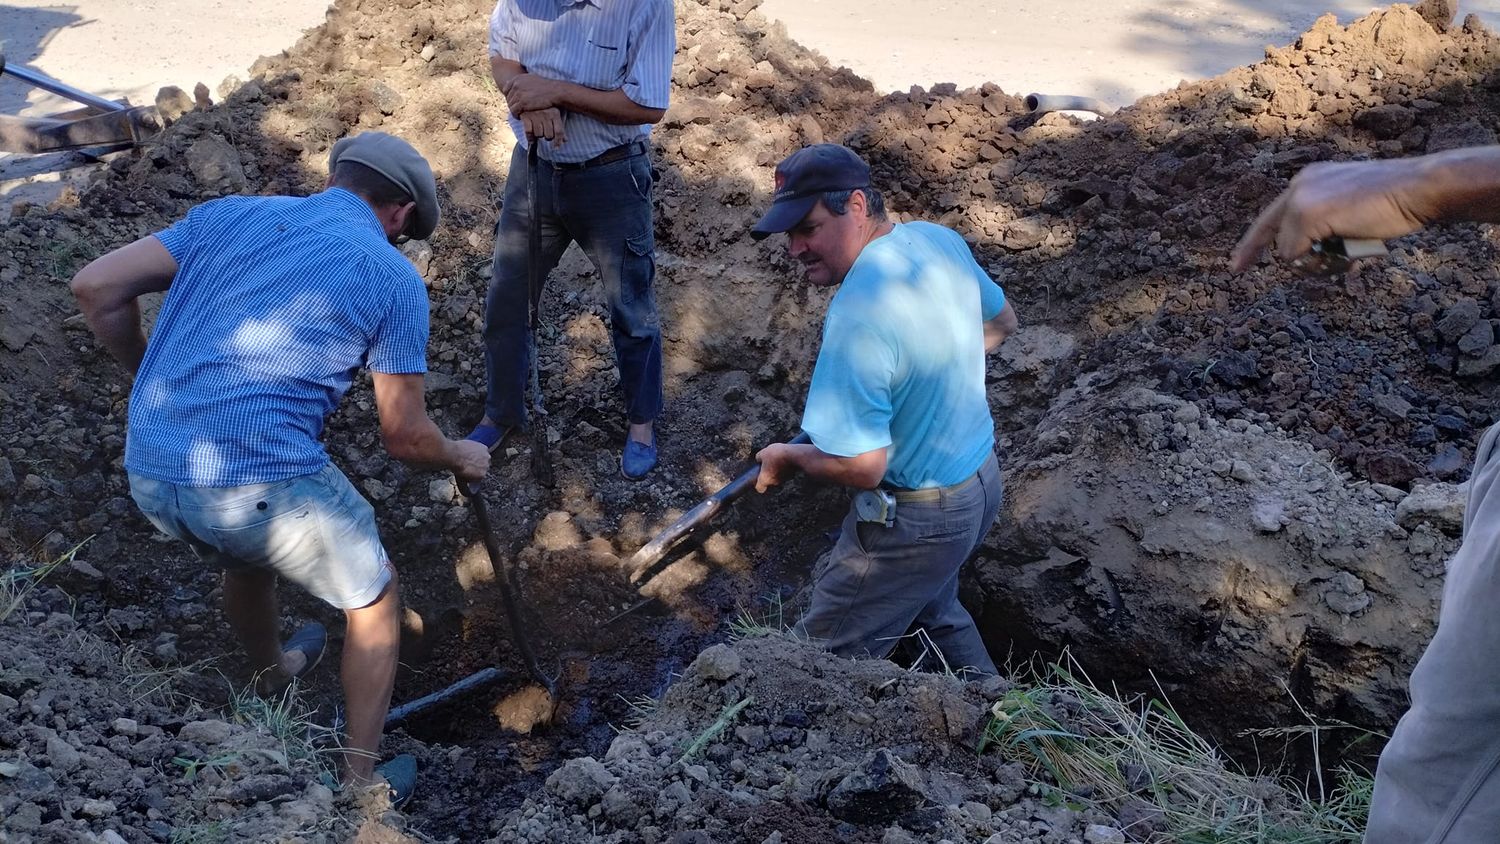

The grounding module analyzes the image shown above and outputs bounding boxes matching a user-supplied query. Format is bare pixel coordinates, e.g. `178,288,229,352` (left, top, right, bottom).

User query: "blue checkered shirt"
488,0,675,163
126,188,430,487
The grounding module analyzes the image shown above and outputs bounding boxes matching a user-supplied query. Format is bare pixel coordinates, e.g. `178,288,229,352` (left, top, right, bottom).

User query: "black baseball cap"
751,144,871,241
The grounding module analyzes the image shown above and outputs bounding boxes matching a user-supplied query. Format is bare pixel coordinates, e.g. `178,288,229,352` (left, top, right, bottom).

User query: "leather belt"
882,469,982,503
547,140,647,171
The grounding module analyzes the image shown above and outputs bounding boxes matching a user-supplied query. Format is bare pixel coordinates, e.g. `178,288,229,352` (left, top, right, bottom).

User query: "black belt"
546,140,647,171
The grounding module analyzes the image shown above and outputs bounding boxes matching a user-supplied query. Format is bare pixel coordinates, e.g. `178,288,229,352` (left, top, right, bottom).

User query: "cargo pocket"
620,230,656,307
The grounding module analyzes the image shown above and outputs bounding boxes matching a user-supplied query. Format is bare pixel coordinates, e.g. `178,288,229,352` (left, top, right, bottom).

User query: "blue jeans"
796,453,1002,675
128,463,392,610
483,144,663,428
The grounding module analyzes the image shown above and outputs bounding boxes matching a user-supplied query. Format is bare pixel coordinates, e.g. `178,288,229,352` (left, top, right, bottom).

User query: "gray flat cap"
329,132,439,240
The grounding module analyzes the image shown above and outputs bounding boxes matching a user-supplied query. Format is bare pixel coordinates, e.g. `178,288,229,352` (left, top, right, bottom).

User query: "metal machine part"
0,53,160,154
1292,236,1390,276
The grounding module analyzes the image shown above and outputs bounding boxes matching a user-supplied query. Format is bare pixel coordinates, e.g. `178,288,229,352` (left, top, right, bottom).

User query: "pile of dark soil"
490,636,1124,844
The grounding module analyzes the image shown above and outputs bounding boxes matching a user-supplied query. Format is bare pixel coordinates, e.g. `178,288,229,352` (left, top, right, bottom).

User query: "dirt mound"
987,374,1464,745
489,636,1119,844
4,0,1500,839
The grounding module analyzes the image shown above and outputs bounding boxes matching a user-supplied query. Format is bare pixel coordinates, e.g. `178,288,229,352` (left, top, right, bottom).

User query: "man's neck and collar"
861,219,896,250
322,187,410,244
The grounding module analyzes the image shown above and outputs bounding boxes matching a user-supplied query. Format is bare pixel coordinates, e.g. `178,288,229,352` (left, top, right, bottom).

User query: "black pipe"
385,667,506,728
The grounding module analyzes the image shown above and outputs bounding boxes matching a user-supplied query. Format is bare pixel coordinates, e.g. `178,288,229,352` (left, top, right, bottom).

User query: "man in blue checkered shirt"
70,133,487,801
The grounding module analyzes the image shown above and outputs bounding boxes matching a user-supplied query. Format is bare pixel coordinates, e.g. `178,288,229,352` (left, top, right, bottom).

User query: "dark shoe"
376,754,417,809
621,432,658,480
259,623,327,695
466,422,513,453
282,622,328,681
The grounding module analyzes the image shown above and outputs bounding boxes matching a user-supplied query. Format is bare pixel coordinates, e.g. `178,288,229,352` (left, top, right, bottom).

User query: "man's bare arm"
371,372,491,481
1231,146,1500,272
501,71,665,126
70,236,179,374
491,56,567,143
984,302,1019,352
755,443,887,492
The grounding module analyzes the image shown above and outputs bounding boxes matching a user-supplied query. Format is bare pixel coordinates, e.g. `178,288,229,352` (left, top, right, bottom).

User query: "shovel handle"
628,432,811,575
465,487,557,694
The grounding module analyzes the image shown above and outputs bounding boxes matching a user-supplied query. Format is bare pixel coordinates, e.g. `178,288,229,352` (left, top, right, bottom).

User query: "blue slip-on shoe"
465,423,513,453
620,432,658,480
376,753,418,809
283,622,328,681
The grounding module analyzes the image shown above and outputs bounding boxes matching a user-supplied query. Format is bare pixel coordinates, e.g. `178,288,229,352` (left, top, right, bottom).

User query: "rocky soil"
0,584,413,843
4,0,1500,840
491,636,1127,844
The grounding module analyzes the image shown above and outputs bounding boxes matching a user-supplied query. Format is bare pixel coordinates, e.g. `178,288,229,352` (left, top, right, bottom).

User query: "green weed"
229,679,342,781
679,696,753,763
1,537,89,622
168,819,229,844
727,592,793,641
46,238,99,279
977,656,1374,843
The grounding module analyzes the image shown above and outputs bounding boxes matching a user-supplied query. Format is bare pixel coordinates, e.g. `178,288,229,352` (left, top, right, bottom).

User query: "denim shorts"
128,463,392,610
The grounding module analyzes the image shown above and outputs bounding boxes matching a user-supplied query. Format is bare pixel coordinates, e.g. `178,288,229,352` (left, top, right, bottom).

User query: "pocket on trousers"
627,155,654,202
129,477,179,540
902,503,972,543
206,491,322,566
621,230,656,305
916,524,971,543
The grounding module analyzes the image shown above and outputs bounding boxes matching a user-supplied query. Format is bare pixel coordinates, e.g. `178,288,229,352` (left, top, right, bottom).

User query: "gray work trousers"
795,453,1001,675
1366,421,1500,843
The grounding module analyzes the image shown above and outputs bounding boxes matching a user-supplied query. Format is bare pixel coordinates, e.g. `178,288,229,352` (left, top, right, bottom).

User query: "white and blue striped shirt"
127,189,430,487
488,0,675,163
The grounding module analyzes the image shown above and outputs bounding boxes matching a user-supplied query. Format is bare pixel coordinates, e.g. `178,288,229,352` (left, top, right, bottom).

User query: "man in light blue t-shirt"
750,144,1018,674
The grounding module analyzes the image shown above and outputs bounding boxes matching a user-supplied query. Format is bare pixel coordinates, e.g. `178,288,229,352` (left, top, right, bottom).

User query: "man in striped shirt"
471,0,676,480
70,133,489,801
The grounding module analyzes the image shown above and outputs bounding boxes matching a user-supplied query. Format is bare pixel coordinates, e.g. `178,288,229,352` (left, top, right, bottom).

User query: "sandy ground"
1,0,332,212
3,0,1499,211
1,0,334,114
760,0,1500,104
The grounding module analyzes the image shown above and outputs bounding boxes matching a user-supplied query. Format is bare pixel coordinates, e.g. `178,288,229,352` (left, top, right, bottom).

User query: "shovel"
525,140,555,487
627,432,811,584
464,482,559,723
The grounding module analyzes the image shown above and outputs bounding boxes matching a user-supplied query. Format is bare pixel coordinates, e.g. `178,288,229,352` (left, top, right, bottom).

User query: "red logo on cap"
774,171,786,193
